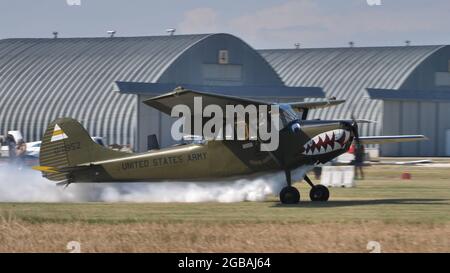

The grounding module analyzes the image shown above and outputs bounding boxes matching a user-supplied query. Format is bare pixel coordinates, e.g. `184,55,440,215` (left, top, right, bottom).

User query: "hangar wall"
382,100,450,156
378,45,450,156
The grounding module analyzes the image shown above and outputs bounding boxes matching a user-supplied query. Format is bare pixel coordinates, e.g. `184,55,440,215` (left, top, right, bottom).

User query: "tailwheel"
280,186,300,204
309,185,330,202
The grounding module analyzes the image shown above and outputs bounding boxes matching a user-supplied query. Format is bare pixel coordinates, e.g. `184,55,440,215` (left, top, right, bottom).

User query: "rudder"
39,118,126,181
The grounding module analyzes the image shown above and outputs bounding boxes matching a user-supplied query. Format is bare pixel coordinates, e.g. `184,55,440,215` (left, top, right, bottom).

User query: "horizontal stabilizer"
32,165,93,174
32,166,59,173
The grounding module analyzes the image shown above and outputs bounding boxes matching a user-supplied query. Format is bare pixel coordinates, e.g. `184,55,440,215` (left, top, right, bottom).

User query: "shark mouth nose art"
303,129,351,155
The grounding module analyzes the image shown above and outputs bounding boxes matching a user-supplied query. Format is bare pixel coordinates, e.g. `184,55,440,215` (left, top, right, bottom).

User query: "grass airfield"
0,164,449,252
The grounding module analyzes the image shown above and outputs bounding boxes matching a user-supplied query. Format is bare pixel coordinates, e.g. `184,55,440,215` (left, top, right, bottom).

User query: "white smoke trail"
0,164,313,203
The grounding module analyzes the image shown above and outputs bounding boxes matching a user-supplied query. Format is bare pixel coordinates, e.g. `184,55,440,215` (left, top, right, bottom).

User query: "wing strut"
301,109,309,120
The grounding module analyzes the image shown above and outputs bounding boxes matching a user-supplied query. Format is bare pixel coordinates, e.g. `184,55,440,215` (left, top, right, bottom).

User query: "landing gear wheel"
280,186,300,204
309,185,329,202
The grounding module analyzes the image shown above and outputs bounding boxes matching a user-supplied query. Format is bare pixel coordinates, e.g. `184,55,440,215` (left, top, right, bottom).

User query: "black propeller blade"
351,114,361,146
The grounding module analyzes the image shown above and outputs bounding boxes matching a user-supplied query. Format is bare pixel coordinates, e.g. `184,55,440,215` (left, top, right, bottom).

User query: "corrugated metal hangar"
0,34,323,152
260,46,450,156
0,33,449,156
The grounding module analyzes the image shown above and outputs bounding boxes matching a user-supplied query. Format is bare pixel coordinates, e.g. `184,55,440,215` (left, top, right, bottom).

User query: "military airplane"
33,88,426,204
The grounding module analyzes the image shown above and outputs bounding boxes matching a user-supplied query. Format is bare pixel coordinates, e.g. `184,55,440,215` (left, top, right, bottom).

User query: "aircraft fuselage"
67,124,355,183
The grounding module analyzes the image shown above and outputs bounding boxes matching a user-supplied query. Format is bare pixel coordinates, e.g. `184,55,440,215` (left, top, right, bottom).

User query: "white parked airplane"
0,130,105,158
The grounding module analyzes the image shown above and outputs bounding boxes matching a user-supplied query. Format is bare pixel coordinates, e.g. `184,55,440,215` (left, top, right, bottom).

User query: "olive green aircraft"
33,89,426,204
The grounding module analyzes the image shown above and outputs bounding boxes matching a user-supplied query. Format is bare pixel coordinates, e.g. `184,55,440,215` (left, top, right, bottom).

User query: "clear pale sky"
0,0,449,49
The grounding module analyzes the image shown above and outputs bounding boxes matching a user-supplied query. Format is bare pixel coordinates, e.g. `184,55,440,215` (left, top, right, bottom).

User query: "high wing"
283,99,345,120
143,89,270,115
143,88,345,116
358,135,427,144
287,100,346,111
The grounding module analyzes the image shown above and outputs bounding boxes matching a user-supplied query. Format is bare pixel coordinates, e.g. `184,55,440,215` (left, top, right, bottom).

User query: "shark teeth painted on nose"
302,129,350,156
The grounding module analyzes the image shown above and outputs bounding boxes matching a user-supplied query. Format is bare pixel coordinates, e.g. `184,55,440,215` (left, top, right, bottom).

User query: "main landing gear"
279,170,330,204
279,170,300,204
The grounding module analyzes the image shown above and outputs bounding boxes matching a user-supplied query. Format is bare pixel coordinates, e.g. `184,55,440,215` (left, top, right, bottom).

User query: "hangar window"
203,64,243,85
218,50,229,64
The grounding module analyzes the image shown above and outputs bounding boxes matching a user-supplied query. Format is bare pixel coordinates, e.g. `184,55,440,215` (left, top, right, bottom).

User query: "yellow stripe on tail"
32,166,60,173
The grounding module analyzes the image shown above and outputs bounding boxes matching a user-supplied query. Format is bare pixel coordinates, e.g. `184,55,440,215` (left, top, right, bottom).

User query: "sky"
0,0,449,49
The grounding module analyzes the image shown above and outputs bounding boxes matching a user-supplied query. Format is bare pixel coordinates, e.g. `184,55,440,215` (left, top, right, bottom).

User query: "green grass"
0,165,449,225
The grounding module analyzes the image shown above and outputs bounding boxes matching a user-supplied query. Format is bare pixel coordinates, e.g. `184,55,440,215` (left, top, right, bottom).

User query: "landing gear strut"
279,170,300,204
305,175,329,202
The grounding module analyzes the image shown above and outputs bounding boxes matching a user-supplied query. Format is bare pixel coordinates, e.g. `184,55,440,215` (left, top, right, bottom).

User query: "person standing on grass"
15,139,27,169
5,134,16,163
354,142,365,180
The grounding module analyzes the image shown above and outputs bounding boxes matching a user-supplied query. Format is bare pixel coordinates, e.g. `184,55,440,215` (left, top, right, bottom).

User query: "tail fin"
39,118,127,181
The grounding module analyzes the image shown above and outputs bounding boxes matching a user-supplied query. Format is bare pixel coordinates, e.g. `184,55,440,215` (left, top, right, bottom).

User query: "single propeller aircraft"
33,88,426,204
